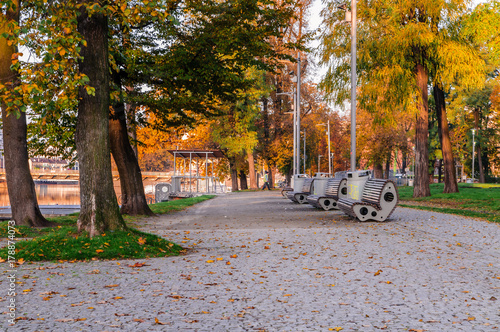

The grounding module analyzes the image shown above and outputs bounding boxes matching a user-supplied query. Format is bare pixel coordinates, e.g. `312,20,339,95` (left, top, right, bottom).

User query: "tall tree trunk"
0,1,51,227
247,151,257,189
413,62,431,197
76,4,125,236
473,109,486,183
476,144,485,183
109,102,154,216
125,87,138,157
384,151,391,179
401,150,407,175
286,170,292,186
437,159,443,183
239,170,248,190
433,85,458,192
472,108,486,183
228,156,238,191
373,162,383,179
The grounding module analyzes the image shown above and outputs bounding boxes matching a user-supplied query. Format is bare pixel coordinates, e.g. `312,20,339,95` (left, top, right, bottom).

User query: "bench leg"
318,198,339,211
352,205,387,222
295,193,308,204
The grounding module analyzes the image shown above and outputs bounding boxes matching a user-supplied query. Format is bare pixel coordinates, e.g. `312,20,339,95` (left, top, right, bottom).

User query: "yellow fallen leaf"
230,254,238,258
154,317,169,325
468,316,476,321
206,260,214,263
138,237,146,245
216,258,223,261
18,258,25,265
329,328,343,331
95,249,104,253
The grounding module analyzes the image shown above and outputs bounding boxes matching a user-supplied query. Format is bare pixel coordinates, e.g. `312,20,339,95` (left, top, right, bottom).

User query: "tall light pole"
318,155,322,173
472,129,476,182
278,91,296,175
350,0,357,172
337,1,357,172
296,54,301,175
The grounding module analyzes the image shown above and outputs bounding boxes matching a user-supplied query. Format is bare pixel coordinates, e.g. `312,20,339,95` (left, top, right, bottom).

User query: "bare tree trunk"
76,4,125,236
0,0,51,227
228,156,238,191
373,162,383,179
437,159,443,183
401,150,407,175
433,85,458,192
473,109,486,183
384,151,391,179
109,102,154,216
125,87,138,157
247,151,257,189
477,144,485,183
239,170,248,190
413,62,431,197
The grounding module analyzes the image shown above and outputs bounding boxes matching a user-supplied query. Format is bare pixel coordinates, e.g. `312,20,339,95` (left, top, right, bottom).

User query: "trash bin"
346,170,370,200
312,177,329,196
291,174,308,192
155,183,172,203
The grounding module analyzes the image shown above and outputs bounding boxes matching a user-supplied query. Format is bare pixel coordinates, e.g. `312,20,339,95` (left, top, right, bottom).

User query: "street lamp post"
337,1,357,172
278,91,296,175
296,54,301,175
318,155,322,173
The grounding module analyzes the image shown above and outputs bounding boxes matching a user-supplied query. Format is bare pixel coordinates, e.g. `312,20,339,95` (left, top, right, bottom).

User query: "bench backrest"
325,178,347,199
301,178,314,193
361,179,394,205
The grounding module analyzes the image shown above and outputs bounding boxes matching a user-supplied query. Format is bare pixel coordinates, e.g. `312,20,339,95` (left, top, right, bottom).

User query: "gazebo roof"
167,149,226,159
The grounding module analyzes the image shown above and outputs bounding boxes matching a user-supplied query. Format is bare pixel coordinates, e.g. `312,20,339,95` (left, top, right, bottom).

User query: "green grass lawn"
0,195,215,262
398,183,500,223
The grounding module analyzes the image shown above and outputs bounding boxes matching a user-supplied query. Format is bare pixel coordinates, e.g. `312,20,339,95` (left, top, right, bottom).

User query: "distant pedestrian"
262,171,271,190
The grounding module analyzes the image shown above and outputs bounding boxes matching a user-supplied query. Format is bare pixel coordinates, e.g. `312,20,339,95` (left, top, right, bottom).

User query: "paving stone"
1,191,499,331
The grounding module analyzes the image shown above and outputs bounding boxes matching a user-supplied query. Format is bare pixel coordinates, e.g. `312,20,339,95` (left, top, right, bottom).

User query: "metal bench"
286,178,314,204
307,178,348,210
281,186,293,198
338,178,398,221
282,174,308,198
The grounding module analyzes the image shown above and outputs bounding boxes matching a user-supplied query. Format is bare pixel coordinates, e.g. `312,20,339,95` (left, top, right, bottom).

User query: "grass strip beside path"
0,195,215,262
398,183,500,223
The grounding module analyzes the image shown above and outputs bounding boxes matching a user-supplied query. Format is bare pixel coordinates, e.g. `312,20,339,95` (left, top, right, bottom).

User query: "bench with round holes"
307,178,348,211
337,178,399,221
286,178,315,204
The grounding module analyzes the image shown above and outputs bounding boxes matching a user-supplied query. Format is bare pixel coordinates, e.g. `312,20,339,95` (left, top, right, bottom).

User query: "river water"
0,181,159,207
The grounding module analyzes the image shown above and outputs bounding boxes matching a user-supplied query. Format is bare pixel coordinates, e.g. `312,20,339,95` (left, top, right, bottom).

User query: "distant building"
30,157,78,171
